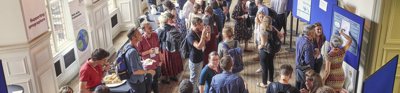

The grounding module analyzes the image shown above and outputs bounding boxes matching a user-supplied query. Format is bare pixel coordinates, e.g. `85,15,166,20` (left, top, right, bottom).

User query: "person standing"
187,17,211,93
125,27,156,93
267,64,299,93
295,25,317,90
255,0,269,16
218,27,239,58
137,21,162,93
257,16,280,88
270,0,288,31
209,56,248,93
232,0,252,52
157,12,184,83
322,29,352,92
79,48,110,93
199,52,220,93
312,23,326,73
202,6,220,67
181,0,196,25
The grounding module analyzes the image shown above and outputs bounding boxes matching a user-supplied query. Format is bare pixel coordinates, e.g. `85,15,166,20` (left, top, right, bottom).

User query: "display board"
0,60,7,93
331,6,364,70
363,55,398,93
309,0,337,41
292,0,312,23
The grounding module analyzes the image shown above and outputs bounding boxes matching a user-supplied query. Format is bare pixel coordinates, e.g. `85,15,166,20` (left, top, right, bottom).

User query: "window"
47,0,73,55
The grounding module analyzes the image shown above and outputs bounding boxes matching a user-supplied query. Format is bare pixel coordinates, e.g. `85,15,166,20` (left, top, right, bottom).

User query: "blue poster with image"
331,6,364,70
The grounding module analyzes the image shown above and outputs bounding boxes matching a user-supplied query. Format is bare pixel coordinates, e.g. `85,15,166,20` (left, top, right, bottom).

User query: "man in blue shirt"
256,0,269,16
295,25,317,90
209,56,248,93
125,27,156,93
187,17,211,93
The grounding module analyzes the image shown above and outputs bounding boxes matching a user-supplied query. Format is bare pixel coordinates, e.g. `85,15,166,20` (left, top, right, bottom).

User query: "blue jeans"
189,60,203,93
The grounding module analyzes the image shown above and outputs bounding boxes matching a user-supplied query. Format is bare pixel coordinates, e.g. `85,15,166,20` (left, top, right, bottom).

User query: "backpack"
266,28,282,54
248,1,258,16
222,41,244,73
115,47,133,80
268,8,279,27
269,82,299,93
180,35,190,59
165,28,183,52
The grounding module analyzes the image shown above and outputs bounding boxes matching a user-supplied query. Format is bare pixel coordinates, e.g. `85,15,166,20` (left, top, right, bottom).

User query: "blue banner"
363,55,399,93
0,60,8,92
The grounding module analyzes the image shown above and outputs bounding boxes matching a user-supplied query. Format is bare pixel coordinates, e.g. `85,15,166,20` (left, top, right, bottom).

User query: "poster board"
309,0,337,41
292,0,312,23
0,60,7,93
363,55,398,93
331,6,364,70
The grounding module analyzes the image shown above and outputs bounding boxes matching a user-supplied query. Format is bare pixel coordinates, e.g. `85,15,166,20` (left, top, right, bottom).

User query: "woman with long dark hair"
313,22,326,73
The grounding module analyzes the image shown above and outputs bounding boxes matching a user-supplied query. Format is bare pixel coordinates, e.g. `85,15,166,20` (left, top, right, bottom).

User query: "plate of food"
103,73,126,87
142,59,157,70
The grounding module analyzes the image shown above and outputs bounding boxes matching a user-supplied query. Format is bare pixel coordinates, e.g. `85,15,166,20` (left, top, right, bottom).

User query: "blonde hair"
255,12,266,24
260,16,273,32
222,26,234,39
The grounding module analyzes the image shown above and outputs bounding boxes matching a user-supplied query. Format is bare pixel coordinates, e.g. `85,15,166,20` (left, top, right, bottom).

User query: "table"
109,82,134,93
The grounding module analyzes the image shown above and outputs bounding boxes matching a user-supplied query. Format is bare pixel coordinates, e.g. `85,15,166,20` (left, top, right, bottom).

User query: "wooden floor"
158,0,307,92
158,15,301,93
158,41,298,93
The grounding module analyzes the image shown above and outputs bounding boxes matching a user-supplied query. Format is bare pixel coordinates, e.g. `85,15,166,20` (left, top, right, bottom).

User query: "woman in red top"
157,12,184,83
137,21,163,93
79,48,110,93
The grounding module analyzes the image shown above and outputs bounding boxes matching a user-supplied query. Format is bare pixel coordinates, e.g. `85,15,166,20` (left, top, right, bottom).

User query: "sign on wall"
293,0,312,22
69,0,91,59
21,0,49,41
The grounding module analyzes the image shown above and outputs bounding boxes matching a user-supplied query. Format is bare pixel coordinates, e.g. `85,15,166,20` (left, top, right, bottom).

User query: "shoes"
257,82,268,88
170,77,179,82
256,68,262,73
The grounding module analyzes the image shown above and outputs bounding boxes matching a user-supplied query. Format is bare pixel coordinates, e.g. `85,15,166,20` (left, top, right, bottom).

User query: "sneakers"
256,68,262,73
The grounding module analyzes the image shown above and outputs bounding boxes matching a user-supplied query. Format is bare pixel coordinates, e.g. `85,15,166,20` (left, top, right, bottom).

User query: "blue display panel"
292,0,312,23
363,55,398,93
309,0,337,41
331,6,364,70
0,60,8,92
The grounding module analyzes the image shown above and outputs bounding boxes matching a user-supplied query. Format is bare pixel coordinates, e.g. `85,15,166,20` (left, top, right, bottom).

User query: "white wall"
0,0,28,46
340,0,376,20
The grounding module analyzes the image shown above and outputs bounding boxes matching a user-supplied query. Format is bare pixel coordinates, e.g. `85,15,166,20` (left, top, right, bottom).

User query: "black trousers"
259,50,275,84
314,57,324,73
275,13,287,31
151,67,161,93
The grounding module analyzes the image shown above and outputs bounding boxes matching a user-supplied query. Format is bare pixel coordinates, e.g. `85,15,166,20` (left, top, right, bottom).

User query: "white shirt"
270,0,288,14
180,1,195,19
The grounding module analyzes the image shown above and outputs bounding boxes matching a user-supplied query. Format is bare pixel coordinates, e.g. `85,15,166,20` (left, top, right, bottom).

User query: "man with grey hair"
295,25,318,90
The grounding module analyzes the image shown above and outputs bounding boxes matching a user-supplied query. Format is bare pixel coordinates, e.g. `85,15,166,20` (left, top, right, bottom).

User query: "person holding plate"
137,21,163,93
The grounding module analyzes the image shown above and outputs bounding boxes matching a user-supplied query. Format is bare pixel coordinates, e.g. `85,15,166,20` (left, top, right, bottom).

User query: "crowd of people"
66,0,355,93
